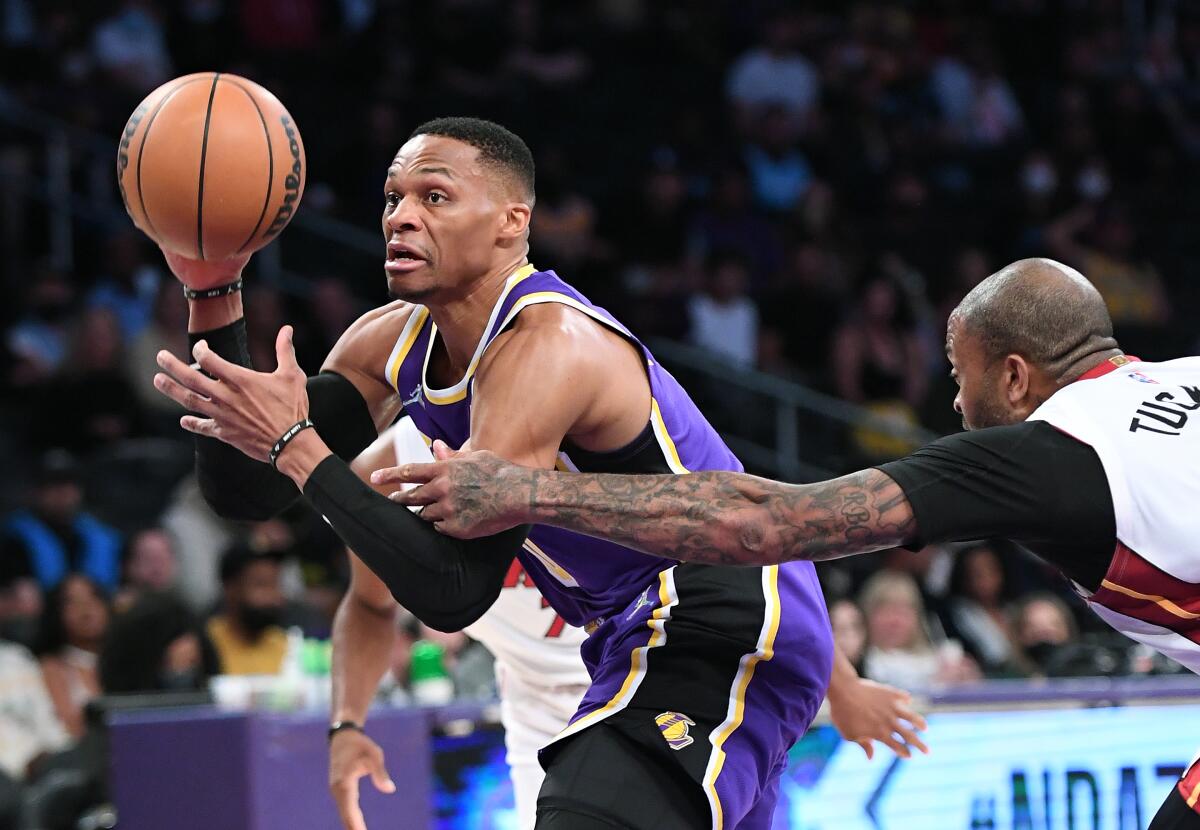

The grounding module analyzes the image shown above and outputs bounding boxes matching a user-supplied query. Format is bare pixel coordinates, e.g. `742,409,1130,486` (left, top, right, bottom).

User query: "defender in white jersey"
392,416,590,826
380,258,1199,828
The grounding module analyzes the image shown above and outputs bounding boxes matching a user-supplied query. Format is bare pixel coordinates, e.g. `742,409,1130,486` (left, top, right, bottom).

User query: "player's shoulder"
322,300,419,372
482,302,621,377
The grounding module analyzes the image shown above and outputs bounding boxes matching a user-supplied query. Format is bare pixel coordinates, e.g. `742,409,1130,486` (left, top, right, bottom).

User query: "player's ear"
1004,354,1031,404
497,201,531,241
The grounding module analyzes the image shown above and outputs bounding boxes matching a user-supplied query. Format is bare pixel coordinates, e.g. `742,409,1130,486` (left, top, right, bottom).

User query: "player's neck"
428,256,530,370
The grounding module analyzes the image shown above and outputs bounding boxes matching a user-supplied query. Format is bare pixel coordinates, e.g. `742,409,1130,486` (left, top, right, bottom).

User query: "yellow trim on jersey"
386,306,430,392
522,537,578,587
1188,779,1200,809
650,398,689,474
549,568,677,743
420,264,538,405
702,566,782,829
1100,579,1200,620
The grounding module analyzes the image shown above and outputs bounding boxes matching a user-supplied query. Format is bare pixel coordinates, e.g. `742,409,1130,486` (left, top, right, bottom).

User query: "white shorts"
495,660,588,830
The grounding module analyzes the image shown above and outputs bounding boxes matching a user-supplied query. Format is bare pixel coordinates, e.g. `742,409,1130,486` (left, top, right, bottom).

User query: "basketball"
116,72,305,261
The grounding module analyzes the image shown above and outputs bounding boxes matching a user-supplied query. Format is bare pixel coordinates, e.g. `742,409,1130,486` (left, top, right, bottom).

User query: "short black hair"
409,117,536,202
219,543,283,585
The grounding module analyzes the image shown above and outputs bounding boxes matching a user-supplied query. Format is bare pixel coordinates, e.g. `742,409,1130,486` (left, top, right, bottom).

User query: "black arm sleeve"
189,320,379,521
303,455,527,631
876,421,1116,590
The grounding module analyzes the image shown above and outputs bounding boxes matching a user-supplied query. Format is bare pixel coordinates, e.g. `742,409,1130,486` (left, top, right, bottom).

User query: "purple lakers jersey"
387,264,743,625
387,264,834,828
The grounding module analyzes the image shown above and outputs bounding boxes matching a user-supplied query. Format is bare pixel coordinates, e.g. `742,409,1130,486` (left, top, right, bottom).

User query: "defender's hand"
828,677,929,760
162,248,250,291
153,325,309,462
329,728,395,830
373,441,531,538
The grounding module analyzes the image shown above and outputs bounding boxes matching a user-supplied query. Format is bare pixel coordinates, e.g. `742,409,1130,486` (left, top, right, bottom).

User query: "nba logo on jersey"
1127,371,1159,384
655,712,696,750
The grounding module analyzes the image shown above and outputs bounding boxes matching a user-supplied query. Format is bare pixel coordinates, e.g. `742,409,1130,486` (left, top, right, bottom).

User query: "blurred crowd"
2,0,1200,826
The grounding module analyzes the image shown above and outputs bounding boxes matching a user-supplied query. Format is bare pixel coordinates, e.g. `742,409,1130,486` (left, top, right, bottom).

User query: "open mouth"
386,242,427,271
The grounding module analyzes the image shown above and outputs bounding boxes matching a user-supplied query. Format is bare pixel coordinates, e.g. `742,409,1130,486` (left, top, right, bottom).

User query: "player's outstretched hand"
373,440,531,538
329,728,395,830
153,325,310,462
828,676,929,761
161,248,251,291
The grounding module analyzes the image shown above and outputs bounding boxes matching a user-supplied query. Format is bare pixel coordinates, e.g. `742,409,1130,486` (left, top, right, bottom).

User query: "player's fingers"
179,415,220,438
331,783,368,830
895,703,928,733
881,735,912,759
274,325,300,372
896,724,929,755
154,373,220,416
155,351,227,400
389,484,437,506
367,758,396,795
373,462,438,486
856,739,875,761
191,339,248,386
431,440,456,460
418,501,449,523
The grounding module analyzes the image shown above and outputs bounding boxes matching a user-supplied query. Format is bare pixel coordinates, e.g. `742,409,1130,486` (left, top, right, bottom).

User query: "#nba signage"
775,705,1200,830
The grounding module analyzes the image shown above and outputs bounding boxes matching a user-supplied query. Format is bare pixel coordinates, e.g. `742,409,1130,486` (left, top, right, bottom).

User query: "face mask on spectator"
237,604,282,636
1021,162,1057,196
159,667,200,690
1076,166,1110,200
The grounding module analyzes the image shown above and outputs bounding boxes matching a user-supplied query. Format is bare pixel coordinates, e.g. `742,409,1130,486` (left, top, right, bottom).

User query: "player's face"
381,135,509,302
946,318,1018,430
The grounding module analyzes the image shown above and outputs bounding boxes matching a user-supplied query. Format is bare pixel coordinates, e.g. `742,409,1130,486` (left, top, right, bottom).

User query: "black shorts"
1151,762,1200,830
535,720,710,829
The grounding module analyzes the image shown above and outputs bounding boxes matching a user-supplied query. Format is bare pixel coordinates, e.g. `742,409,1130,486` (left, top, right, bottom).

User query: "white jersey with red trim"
1027,355,1200,672
389,418,591,685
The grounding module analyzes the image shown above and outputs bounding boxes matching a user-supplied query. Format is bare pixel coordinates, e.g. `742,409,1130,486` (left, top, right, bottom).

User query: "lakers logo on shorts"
655,711,696,751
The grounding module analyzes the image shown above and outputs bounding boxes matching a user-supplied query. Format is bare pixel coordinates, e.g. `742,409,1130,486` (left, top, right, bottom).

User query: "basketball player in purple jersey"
151,118,922,829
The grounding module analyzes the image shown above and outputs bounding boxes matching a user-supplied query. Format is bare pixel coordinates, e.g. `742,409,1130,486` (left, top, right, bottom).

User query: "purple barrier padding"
109,708,253,830
110,707,433,830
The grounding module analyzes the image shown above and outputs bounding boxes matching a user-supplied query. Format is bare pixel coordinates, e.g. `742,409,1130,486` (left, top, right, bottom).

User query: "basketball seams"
195,72,222,260
134,75,209,245
222,78,275,254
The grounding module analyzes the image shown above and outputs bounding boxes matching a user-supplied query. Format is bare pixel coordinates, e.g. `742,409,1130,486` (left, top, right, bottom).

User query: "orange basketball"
117,72,306,261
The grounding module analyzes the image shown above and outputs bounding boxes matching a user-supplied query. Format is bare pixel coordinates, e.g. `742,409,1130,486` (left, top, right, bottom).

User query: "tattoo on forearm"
524,467,916,566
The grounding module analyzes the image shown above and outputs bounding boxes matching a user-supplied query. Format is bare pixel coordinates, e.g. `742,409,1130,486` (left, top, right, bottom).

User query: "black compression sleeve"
303,455,527,631
877,421,1116,588
188,321,379,521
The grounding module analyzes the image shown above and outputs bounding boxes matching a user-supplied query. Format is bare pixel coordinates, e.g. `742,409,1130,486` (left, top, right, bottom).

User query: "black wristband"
183,278,243,300
327,720,363,742
269,418,315,470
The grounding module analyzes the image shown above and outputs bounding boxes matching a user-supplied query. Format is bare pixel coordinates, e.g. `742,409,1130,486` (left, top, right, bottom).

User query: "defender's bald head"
950,258,1118,383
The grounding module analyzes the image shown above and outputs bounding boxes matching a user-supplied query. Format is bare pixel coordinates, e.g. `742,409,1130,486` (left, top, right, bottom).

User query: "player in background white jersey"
328,418,930,830
378,258,1200,828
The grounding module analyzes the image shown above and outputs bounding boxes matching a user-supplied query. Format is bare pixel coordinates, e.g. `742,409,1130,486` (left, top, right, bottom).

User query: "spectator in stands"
124,284,188,421
85,233,161,342
100,591,219,694
942,544,1020,676
833,273,928,460
113,527,179,613
31,309,144,453
0,451,121,597
726,10,820,132
743,106,814,213
1012,593,1079,678
686,252,760,367
206,545,287,676
0,637,70,813
859,570,979,690
1046,201,1171,350
829,598,868,675
7,265,75,388
91,0,172,91
34,574,108,738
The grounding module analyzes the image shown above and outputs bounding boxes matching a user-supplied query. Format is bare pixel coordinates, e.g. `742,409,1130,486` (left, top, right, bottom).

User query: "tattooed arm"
375,443,916,566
